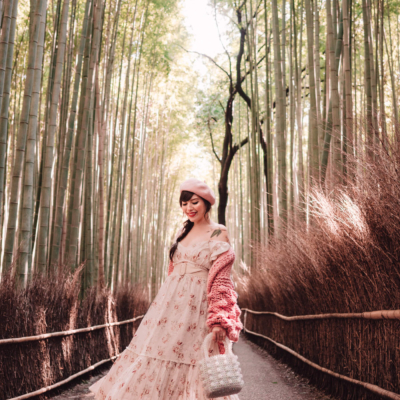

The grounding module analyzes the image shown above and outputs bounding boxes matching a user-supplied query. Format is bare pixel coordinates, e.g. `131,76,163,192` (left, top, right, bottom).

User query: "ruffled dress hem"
88,346,239,400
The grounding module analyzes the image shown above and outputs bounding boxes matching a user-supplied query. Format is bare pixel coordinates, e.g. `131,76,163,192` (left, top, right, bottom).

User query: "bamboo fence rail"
242,309,400,400
3,315,144,400
7,356,118,400
0,315,144,345
241,308,400,320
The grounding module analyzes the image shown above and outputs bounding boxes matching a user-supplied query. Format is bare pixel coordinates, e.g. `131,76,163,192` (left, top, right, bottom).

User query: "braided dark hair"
169,190,212,261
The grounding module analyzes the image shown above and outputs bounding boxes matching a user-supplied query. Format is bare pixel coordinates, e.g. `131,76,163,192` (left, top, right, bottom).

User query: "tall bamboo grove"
0,0,193,296
1,0,400,288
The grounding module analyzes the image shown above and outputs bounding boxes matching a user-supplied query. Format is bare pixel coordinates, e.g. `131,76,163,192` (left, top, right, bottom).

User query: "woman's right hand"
211,325,226,342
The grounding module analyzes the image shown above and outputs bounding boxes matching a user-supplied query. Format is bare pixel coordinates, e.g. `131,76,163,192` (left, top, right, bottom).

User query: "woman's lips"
188,212,196,217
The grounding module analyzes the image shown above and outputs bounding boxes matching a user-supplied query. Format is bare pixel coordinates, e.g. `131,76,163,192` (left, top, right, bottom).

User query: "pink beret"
180,178,216,206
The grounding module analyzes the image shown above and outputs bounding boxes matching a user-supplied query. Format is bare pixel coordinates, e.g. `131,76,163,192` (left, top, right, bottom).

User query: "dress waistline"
171,261,209,279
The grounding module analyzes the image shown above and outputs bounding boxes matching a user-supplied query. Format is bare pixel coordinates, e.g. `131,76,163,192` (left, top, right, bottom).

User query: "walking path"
234,336,331,400
48,335,331,400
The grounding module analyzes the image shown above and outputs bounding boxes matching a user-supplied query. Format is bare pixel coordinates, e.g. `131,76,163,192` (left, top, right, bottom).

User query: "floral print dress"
89,239,240,400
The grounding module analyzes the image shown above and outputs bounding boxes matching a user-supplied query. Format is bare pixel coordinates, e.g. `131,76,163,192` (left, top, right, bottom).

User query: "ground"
47,335,332,400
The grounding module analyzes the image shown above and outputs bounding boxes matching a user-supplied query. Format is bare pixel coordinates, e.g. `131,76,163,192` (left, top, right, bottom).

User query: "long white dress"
89,239,240,400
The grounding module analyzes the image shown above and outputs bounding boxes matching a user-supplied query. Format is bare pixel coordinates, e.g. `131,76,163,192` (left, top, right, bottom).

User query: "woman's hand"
211,325,227,342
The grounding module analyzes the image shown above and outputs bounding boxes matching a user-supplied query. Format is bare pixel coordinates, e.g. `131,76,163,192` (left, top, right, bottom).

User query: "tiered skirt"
89,273,240,399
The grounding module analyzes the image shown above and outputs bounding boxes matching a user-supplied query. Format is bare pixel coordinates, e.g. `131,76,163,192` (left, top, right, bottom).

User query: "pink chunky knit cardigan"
167,246,243,345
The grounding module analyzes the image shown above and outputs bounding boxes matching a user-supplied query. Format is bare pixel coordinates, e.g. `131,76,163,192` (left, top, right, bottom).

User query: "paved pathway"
234,336,331,400
48,335,331,400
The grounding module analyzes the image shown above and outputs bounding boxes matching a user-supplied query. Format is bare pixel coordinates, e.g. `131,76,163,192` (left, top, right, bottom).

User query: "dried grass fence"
0,266,150,400
236,129,400,399
241,308,400,400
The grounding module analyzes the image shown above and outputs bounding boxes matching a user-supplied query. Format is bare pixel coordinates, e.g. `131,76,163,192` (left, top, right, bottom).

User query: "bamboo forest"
1,0,400,398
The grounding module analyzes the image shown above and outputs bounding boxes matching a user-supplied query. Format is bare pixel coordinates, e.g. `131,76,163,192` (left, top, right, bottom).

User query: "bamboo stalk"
113,2,139,285
271,0,287,231
362,0,374,150
0,315,144,344
314,0,322,151
0,0,15,118
95,73,105,289
296,0,305,219
37,0,70,272
263,0,273,236
289,0,295,226
2,0,46,273
125,6,148,280
0,0,18,252
343,0,353,174
50,0,91,268
67,0,103,269
321,5,343,183
305,0,319,183
18,0,47,282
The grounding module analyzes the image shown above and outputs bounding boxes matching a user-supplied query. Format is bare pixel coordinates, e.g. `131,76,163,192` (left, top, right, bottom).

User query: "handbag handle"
202,332,233,360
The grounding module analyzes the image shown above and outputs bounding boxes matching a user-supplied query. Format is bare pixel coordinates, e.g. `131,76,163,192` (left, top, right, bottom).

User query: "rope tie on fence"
242,309,400,400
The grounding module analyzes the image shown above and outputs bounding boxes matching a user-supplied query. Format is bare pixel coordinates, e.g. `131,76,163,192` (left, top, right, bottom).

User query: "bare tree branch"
232,135,249,155
238,0,247,11
214,0,232,76
177,44,231,80
246,0,264,29
236,9,251,107
207,117,222,163
241,54,266,81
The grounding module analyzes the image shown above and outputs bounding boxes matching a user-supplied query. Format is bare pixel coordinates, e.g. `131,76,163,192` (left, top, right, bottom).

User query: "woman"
89,178,243,399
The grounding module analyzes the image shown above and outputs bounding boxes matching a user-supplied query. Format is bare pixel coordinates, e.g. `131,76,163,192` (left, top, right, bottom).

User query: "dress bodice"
172,239,231,271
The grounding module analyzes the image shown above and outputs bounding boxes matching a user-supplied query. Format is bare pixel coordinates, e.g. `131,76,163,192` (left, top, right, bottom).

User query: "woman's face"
181,194,206,222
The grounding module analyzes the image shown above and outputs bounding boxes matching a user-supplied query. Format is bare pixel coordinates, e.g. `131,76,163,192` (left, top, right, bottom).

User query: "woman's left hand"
211,325,227,342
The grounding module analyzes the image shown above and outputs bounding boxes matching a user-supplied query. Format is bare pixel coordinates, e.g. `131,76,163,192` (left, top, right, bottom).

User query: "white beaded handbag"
198,333,244,398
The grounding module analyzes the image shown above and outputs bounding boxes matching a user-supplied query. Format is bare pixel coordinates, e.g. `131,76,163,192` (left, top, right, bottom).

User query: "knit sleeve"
209,240,231,263
206,250,243,342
